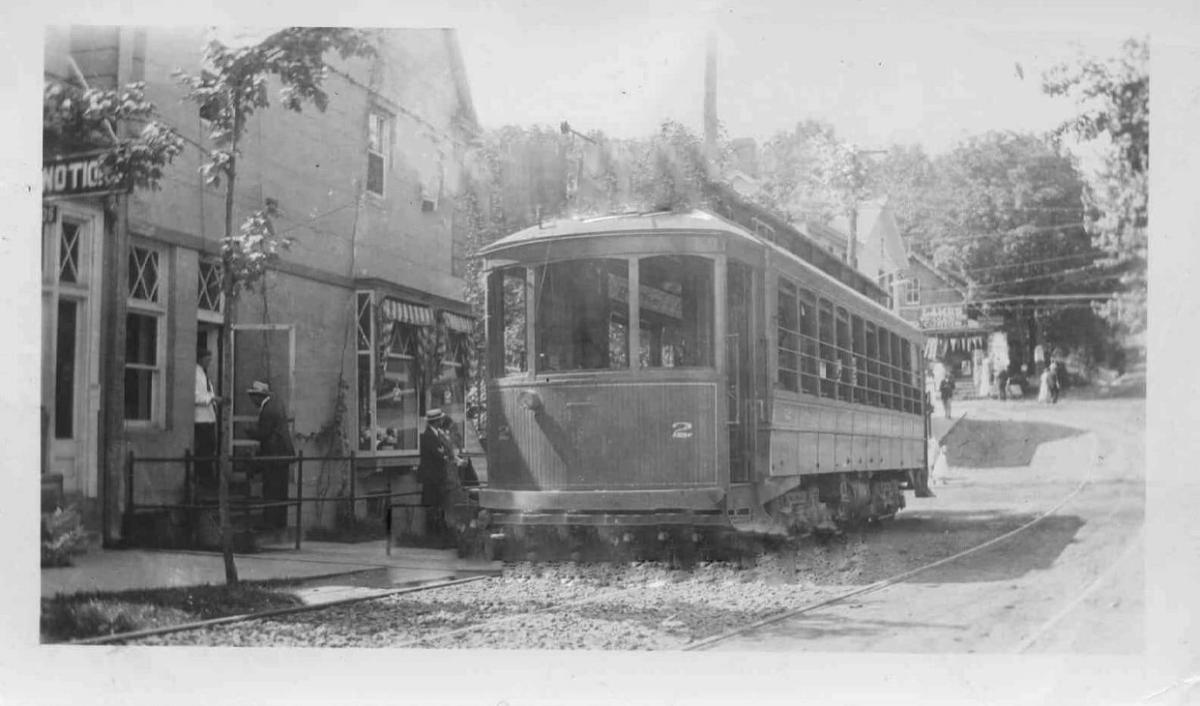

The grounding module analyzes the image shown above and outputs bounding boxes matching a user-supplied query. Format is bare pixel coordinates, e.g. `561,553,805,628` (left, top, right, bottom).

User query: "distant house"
897,252,1005,381
42,27,482,543
828,199,911,303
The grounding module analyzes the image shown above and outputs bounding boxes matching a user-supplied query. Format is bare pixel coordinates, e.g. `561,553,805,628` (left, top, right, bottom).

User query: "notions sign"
42,152,127,199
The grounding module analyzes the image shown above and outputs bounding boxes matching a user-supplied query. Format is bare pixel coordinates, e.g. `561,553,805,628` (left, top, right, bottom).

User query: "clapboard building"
42,26,482,544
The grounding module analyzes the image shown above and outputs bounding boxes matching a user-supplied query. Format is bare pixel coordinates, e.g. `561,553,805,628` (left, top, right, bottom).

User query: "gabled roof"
908,251,971,295
441,29,480,136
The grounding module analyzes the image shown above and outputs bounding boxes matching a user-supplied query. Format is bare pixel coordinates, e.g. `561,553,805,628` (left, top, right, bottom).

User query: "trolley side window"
798,288,818,395
777,278,799,391
865,321,879,407
899,336,912,413
877,325,893,409
638,255,714,368
890,331,905,412
535,258,630,372
818,299,836,399
488,267,529,376
851,315,866,405
836,307,853,402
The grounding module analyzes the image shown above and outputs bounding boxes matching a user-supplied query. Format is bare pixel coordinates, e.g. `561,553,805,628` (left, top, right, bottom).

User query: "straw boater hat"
246,380,271,396
425,408,444,422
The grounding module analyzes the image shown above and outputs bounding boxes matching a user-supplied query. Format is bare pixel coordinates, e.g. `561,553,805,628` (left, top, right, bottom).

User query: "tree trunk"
218,105,241,586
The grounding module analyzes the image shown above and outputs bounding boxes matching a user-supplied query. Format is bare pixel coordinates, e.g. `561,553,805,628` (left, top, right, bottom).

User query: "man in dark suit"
418,408,451,539
246,380,295,529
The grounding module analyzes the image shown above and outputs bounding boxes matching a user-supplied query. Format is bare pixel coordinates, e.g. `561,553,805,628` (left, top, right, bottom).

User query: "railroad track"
687,409,1121,652
84,409,1130,650
70,576,490,646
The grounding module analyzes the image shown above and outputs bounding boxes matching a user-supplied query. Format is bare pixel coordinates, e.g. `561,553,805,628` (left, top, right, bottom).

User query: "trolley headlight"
517,390,543,412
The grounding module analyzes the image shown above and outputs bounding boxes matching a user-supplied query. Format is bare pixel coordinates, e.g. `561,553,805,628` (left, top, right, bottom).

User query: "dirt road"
712,391,1146,654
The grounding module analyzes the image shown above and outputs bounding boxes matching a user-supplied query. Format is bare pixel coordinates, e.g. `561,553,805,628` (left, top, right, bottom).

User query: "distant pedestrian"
246,380,294,529
939,375,955,419
997,367,1009,401
1049,361,1062,404
1037,368,1053,404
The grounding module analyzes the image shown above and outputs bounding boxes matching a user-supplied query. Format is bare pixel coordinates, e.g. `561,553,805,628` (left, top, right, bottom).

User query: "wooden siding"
768,396,924,476
487,380,720,490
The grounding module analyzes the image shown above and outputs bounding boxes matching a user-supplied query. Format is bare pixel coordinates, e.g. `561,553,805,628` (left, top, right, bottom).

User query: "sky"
445,0,1163,154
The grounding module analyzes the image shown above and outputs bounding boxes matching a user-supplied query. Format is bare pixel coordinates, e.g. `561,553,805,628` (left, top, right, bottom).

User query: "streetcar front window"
488,267,528,376
637,255,714,368
535,259,630,372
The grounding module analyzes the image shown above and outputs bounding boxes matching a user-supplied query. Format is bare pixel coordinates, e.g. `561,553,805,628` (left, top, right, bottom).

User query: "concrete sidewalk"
930,411,966,443
41,541,501,600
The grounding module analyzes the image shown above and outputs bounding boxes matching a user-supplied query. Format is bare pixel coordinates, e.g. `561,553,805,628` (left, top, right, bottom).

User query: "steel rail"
684,420,1102,651
69,576,489,646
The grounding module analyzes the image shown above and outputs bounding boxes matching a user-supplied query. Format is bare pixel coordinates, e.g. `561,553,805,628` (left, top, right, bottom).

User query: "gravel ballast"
131,537,872,649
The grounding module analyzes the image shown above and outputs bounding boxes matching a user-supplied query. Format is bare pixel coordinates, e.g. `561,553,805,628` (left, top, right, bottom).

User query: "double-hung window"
367,110,391,197
125,244,166,424
903,278,920,306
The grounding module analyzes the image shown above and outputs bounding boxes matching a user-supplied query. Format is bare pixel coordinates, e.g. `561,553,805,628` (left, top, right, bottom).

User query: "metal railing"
123,449,444,553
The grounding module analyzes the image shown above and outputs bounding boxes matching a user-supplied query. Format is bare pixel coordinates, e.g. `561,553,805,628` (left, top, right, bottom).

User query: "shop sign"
42,203,58,224
42,152,128,199
919,305,967,330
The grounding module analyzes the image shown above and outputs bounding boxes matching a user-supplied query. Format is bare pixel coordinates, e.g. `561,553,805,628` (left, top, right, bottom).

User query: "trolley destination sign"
42,152,129,199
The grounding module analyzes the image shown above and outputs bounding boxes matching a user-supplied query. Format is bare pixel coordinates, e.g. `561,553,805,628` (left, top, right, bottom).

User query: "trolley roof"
481,209,919,335
478,209,760,255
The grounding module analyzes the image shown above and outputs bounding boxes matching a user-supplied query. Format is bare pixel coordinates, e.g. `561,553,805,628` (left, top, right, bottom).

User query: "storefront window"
355,293,472,455
375,322,419,451
636,255,713,368
535,259,629,372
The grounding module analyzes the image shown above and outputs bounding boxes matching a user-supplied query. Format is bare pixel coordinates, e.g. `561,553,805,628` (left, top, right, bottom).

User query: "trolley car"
474,209,930,554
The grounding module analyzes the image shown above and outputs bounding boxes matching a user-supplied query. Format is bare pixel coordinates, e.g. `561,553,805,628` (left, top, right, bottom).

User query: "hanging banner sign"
918,304,968,330
42,152,128,199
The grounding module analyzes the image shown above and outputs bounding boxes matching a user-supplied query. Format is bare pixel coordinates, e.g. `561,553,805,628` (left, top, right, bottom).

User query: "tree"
1043,38,1148,341
756,119,848,222
874,144,939,252
43,79,184,191
175,27,375,584
916,131,1112,367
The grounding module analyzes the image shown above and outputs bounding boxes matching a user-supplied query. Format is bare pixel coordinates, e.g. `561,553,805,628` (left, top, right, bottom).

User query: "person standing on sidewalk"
419,408,452,540
194,348,220,489
246,380,294,529
939,375,956,419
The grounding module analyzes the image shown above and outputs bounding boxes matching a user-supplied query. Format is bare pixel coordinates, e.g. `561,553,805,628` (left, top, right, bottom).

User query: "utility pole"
704,31,718,167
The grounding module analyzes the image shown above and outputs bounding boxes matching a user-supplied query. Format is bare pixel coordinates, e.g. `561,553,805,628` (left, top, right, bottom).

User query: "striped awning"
441,311,475,333
381,298,434,326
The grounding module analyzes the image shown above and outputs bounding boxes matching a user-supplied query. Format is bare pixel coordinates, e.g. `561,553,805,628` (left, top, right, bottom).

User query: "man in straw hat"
246,380,295,529
418,408,452,541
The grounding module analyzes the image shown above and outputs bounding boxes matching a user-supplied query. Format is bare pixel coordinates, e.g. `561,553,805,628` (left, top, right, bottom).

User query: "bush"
41,505,91,568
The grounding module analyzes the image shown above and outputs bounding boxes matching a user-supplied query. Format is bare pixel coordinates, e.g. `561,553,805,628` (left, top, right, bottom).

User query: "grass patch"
41,582,305,643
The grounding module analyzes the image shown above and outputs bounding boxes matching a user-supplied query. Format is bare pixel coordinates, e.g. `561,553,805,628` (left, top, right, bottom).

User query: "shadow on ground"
943,419,1085,468
904,513,1085,583
837,509,1086,585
